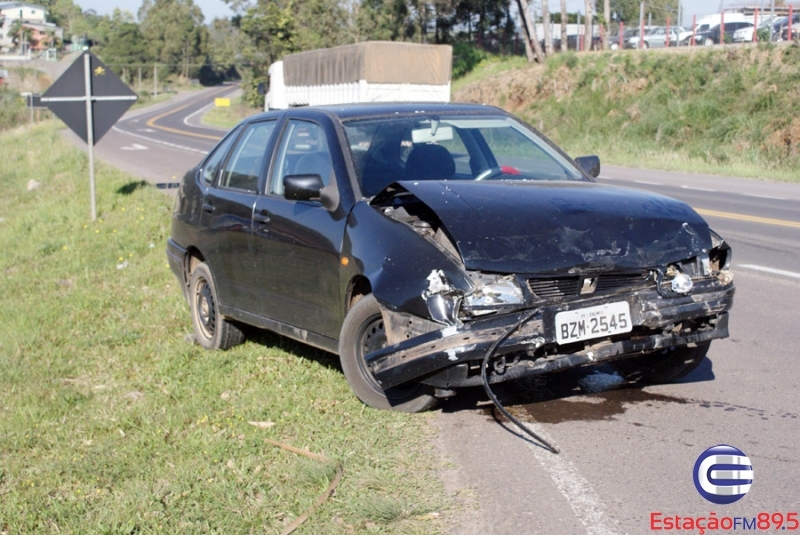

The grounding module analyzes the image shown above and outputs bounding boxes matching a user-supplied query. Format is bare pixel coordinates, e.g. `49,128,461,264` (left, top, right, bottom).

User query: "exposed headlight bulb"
671,272,694,294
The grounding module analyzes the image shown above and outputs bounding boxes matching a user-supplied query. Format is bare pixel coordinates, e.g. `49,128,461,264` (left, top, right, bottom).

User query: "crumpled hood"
389,180,712,274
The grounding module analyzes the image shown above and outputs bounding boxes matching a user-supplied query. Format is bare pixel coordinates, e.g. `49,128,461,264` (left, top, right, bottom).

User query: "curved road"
89,88,800,535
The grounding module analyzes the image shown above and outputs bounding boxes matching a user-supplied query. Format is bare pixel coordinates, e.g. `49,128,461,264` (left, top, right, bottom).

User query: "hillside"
454,45,800,182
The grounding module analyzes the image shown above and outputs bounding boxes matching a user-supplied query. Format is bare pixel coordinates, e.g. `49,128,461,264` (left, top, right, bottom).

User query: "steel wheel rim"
356,314,419,400
195,278,216,340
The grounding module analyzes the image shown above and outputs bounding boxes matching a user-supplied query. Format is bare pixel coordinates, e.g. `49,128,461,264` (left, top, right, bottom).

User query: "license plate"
554,301,632,345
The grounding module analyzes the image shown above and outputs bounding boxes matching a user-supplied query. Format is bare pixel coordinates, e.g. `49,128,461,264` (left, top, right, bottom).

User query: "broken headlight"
462,276,524,317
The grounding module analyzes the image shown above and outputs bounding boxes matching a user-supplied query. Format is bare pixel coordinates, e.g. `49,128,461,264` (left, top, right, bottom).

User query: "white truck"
264,41,452,110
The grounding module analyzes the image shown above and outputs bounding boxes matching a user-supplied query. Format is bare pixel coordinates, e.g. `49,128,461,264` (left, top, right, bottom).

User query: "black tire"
189,262,244,350
610,342,710,384
339,295,438,412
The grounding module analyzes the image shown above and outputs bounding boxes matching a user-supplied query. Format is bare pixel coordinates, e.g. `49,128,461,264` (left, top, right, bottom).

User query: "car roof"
244,102,504,124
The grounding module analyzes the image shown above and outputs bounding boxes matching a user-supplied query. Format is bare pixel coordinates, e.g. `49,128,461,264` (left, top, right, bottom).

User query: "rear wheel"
610,342,710,384
189,262,245,350
339,295,438,412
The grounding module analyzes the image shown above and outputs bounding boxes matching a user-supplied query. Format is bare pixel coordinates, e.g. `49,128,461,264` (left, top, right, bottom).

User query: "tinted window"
220,121,276,192
201,126,240,185
270,120,332,195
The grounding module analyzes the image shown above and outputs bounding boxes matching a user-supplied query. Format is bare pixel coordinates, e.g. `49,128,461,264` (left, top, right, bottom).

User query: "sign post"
41,51,137,220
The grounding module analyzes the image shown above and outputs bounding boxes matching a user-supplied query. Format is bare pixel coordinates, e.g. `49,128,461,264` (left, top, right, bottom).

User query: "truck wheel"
339,295,438,412
610,342,710,384
704,37,715,46
189,262,245,350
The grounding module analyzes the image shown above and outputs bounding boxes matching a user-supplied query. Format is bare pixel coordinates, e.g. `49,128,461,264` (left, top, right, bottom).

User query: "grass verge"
203,96,259,129
0,122,447,534
454,45,800,182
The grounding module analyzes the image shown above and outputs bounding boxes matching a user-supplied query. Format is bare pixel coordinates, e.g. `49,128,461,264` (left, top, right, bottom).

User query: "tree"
97,21,149,69
611,0,679,25
9,20,33,52
356,0,410,41
516,0,543,62
542,0,553,55
560,0,567,46
140,0,208,78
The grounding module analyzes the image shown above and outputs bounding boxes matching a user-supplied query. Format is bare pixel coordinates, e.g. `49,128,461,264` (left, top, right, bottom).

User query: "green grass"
0,122,447,534
454,44,800,182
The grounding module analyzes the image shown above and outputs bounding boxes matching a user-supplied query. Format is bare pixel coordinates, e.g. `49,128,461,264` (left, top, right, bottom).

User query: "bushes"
0,86,28,131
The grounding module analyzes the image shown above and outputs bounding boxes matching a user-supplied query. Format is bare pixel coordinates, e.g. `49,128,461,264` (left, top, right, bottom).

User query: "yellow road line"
145,86,232,141
696,208,800,229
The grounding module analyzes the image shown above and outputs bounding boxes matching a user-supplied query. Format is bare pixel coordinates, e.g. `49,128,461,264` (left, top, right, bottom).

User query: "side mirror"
256,82,266,96
284,174,324,202
575,155,601,178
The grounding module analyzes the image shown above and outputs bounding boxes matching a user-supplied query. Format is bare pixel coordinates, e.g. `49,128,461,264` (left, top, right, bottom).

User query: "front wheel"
704,37,715,46
610,342,710,383
339,295,438,412
189,262,245,350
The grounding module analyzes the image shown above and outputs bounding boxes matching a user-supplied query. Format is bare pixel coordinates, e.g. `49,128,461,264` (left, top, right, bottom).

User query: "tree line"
35,0,682,106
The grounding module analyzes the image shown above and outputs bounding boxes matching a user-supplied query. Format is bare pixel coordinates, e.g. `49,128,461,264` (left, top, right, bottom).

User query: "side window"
270,120,332,196
220,121,276,192
201,126,240,185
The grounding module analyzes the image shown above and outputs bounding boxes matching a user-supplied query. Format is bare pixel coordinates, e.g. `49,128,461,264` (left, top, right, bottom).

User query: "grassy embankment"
454,44,800,182
0,122,447,534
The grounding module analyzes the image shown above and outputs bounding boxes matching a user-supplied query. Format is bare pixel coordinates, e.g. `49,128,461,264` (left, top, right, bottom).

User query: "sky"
74,0,235,22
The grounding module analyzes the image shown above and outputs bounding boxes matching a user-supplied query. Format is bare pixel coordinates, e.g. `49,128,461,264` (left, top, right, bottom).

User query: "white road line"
184,102,213,127
519,423,621,535
111,125,208,156
681,185,716,192
635,180,662,186
738,265,800,280
741,194,787,201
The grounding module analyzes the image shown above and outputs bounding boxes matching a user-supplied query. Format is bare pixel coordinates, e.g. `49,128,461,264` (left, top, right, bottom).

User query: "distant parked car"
638,26,687,48
769,14,800,41
693,21,753,45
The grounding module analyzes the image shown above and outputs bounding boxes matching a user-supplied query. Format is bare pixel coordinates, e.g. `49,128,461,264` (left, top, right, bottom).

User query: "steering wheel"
475,166,503,181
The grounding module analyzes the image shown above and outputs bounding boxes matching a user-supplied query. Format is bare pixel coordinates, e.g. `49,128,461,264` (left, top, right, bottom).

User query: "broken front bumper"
368,280,735,390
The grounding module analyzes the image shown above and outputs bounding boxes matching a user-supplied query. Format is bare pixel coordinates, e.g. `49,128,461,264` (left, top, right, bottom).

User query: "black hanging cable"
481,310,560,454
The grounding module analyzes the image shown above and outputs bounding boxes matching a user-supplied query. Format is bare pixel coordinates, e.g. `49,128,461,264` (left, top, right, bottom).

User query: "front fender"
343,202,471,319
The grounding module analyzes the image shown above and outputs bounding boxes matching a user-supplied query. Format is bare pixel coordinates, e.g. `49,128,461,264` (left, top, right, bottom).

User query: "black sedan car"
167,103,734,412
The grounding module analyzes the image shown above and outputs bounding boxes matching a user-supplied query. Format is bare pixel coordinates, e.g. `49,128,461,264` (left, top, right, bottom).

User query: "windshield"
343,115,586,197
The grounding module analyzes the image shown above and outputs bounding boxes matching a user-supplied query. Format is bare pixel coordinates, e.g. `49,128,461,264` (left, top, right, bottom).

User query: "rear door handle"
202,202,215,213
253,211,270,224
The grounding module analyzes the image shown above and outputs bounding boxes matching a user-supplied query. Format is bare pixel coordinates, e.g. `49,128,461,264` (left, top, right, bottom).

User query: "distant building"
0,2,62,54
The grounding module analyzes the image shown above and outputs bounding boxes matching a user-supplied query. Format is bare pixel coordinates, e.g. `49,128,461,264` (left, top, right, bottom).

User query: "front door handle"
253,211,270,224
202,202,215,213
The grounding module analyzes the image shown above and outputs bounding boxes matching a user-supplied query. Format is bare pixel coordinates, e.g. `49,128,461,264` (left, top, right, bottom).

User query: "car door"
250,117,349,340
648,28,667,48
199,119,277,310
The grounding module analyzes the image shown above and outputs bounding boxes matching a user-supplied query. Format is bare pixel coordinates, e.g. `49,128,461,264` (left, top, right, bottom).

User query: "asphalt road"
86,88,800,535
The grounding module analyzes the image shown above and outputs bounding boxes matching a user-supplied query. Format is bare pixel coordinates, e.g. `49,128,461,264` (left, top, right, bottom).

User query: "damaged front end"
364,181,735,393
